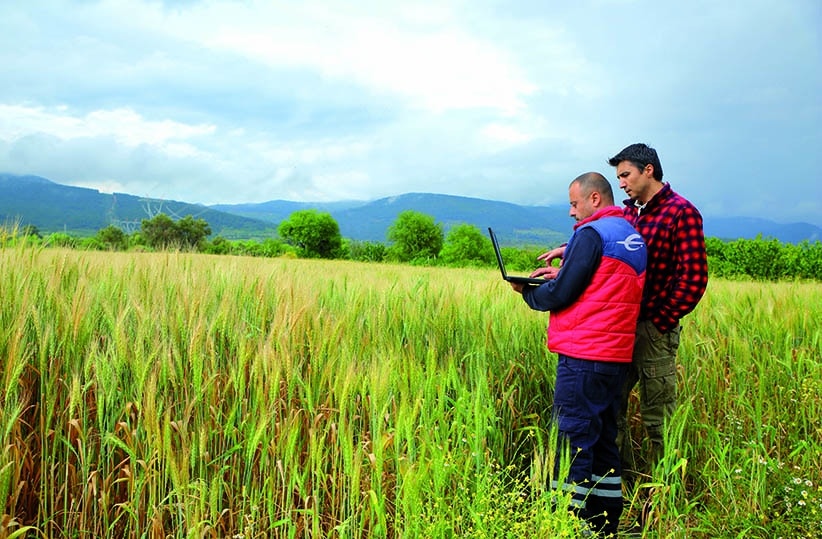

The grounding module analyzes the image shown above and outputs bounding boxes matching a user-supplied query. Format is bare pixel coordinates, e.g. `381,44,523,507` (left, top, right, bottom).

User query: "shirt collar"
623,182,671,213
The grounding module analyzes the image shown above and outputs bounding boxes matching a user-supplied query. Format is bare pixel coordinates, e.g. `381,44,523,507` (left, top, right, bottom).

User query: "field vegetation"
1,244,820,538
11,211,822,282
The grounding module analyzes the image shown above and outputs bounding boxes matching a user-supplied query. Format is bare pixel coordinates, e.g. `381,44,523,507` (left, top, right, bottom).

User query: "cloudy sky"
1,0,820,225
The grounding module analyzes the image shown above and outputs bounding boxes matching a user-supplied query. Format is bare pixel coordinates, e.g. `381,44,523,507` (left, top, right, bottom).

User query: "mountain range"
1,173,820,245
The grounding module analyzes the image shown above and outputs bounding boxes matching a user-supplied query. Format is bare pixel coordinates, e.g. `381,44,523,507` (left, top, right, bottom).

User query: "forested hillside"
0,174,274,238
3,173,821,244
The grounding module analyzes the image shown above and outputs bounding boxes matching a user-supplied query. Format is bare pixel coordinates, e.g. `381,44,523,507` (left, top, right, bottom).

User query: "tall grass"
650,280,822,538
1,246,820,537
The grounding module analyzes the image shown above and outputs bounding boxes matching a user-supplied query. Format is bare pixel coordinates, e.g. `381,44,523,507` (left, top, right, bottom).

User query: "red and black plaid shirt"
622,183,708,333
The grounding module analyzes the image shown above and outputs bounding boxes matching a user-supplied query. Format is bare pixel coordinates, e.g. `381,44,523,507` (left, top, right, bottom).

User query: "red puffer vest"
548,207,646,363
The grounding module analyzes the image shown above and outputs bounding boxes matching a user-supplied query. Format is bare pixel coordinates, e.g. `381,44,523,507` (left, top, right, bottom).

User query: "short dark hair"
608,143,663,181
571,172,615,205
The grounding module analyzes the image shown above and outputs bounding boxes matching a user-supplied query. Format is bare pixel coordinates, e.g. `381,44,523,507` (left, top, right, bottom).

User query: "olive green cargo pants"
616,319,681,479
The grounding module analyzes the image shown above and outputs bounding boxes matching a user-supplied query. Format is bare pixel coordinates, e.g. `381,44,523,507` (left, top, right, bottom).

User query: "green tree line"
5,210,821,282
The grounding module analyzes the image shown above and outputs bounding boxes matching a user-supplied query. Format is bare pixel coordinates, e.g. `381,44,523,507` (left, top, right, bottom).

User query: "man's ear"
644,164,655,177
591,191,601,206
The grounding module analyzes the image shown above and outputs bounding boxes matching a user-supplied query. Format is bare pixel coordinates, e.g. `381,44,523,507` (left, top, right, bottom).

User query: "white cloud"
0,101,380,204
480,123,535,148
200,3,536,115
0,0,819,225
0,104,214,148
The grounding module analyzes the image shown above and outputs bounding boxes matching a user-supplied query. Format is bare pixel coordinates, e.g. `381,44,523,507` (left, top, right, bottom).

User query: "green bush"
387,210,443,262
278,209,343,259
44,232,78,248
440,224,495,267
347,240,388,262
706,236,822,281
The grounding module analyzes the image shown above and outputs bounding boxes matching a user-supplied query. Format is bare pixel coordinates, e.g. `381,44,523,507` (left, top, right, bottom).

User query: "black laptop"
487,227,548,285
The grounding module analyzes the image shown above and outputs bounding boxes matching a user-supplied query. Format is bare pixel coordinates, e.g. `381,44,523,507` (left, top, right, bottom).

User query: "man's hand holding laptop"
509,257,561,293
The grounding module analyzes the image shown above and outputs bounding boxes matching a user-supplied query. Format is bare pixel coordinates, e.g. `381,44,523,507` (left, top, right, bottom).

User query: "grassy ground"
1,247,820,538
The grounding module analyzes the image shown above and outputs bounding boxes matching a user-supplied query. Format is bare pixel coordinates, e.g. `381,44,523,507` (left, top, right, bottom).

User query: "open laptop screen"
487,228,548,285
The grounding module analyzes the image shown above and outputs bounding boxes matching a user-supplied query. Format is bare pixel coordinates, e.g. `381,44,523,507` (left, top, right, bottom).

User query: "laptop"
487,227,548,285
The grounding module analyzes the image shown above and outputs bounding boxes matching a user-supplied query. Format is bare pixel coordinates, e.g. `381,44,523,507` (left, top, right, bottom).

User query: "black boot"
585,498,623,538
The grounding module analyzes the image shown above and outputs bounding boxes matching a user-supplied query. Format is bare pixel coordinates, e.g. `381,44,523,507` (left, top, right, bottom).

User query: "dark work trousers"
550,355,629,537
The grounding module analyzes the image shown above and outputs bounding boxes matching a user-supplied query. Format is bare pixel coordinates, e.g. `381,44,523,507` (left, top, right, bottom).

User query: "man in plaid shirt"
608,143,709,479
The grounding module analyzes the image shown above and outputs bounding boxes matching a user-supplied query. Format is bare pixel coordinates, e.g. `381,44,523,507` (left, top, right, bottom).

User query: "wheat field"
1,247,820,538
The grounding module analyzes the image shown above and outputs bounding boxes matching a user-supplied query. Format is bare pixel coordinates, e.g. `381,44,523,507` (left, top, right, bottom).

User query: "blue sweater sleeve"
521,227,602,312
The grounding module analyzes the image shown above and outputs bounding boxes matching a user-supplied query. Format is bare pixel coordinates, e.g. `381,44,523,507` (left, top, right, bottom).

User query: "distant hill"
214,193,573,245
0,173,276,238
2,173,820,244
212,193,822,245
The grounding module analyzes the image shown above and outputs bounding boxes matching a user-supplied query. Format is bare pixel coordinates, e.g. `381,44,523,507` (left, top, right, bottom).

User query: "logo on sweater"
617,233,644,252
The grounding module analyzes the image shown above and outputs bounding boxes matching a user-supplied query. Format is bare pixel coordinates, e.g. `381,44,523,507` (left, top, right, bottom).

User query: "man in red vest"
510,172,646,537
